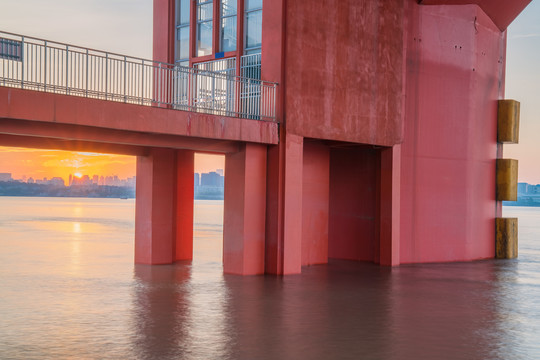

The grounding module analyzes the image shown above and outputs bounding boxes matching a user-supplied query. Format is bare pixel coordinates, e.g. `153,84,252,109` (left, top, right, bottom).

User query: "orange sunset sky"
0,146,225,183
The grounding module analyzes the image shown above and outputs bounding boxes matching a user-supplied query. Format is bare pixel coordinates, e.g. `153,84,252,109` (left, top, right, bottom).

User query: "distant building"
49,177,65,187
0,173,12,182
201,171,224,187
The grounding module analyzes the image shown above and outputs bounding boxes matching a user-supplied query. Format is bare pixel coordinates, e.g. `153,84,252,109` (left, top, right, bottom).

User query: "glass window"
176,27,190,60
176,0,190,25
245,0,262,11
197,0,213,56
197,21,213,56
197,2,213,21
221,0,237,17
221,17,237,52
220,0,237,52
175,0,190,62
245,9,262,51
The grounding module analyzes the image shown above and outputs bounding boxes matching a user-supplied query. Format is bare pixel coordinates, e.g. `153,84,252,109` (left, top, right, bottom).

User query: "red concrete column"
380,145,401,266
265,131,303,275
153,0,175,64
223,143,267,275
175,150,194,261
302,141,329,266
135,148,177,264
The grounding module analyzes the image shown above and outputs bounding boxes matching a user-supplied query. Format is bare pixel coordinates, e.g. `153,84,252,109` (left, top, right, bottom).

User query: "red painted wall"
399,3,504,263
301,141,330,266
153,0,175,64
328,146,378,262
284,0,405,146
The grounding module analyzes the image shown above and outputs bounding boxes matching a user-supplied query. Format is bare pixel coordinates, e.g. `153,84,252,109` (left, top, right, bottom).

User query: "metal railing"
0,31,277,121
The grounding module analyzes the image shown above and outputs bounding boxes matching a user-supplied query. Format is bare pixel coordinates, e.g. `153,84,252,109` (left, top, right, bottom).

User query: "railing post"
212,75,215,111
273,83,277,122
141,60,145,105
124,56,127,103
20,36,25,89
43,41,47,92
86,49,89,97
158,62,162,106
105,53,108,100
65,45,69,95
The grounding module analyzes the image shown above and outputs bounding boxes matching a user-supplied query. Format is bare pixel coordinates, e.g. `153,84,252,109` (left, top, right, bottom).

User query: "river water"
0,197,539,359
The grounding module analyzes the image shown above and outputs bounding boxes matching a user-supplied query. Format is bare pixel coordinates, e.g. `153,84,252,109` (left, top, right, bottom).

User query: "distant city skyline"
0,146,225,185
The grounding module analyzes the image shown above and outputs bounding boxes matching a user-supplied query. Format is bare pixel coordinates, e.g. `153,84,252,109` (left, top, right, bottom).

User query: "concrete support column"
175,150,194,261
265,131,303,275
380,145,401,266
302,141,329,266
223,143,268,275
135,148,177,264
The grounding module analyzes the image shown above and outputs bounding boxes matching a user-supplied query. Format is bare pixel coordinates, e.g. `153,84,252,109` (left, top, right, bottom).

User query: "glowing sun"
74,172,82,178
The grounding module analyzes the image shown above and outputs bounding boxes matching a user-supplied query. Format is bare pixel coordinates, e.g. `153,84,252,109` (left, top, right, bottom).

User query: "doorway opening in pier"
193,153,225,265
301,140,380,267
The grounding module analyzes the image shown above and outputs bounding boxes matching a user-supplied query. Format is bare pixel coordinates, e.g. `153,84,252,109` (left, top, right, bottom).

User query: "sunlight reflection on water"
0,198,539,359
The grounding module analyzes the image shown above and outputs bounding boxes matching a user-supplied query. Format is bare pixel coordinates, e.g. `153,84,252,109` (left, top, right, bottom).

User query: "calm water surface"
0,197,539,359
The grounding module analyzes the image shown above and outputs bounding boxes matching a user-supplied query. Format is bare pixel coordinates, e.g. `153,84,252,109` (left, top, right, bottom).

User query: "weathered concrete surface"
284,0,405,146
400,3,503,263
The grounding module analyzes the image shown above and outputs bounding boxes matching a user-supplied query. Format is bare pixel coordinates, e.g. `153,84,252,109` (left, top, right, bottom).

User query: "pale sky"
505,1,540,184
0,0,538,182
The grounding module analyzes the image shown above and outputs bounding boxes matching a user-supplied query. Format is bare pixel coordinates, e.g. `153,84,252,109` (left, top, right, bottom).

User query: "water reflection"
129,259,535,360
132,262,234,359
2,199,540,359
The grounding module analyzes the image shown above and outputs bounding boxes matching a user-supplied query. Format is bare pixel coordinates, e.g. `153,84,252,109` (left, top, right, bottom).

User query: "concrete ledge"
498,99,520,144
0,86,279,145
496,217,518,259
496,159,518,201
